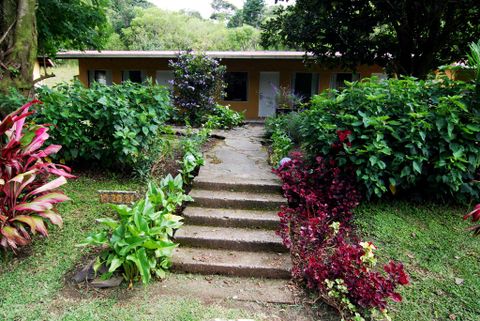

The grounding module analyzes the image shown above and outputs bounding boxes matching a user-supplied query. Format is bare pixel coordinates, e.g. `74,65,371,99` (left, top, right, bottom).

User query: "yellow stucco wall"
77,57,383,119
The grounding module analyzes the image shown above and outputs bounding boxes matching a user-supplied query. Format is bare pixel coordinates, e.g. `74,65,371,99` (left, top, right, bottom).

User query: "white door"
258,72,279,117
156,70,174,88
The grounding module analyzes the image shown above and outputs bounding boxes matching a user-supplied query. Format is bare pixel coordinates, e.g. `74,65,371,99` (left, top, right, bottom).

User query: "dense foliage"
205,104,245,130
275,150,408,320
269,77,480,201
80,176,188,286
264,0,480,78
119,7,262,51
0,100,73,252
37,0,110,57
80,126,208,286
34,81,172,175
170,52,226,126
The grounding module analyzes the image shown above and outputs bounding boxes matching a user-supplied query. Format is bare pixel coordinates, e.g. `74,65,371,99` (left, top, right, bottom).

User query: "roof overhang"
56,50,312,60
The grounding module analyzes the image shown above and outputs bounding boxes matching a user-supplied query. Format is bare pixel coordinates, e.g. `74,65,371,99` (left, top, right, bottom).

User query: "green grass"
0,175,249,321
354,201,480,321
43,60,78,87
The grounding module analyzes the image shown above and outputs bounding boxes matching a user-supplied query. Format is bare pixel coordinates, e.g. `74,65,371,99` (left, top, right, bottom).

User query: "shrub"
265,112,304,166
0,100,74,252
35,80,172,175
274,86,304,111
80,175,189,286
204,104,244,129
299,77,480,200
274,150,409,320
0,87,27,118
169,51,226,126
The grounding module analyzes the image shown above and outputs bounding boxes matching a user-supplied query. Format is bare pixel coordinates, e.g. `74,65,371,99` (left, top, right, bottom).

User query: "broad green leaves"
277,76,480,200
80,175,187,285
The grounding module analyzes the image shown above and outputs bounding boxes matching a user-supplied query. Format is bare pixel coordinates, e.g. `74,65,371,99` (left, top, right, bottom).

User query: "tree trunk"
0,0,37,95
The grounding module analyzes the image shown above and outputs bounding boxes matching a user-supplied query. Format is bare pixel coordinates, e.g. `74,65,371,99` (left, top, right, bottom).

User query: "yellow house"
57,51,385,119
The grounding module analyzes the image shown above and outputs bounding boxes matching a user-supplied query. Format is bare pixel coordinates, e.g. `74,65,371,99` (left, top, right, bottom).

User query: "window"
88,70,112,86
330,73,360,90
293,73,319,100
156,70,174,88
224,72,248,101
122,70,144,83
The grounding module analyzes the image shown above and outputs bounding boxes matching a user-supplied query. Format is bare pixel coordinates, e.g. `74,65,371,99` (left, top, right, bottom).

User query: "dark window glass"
122,70,143,83
294,73,313,99
224,72,248,101
293,73,319,101
335,73,353,89
94,70,107,85
128,70,143,83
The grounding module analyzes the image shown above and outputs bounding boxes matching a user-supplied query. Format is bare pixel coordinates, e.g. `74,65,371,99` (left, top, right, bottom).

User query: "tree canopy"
37,0,110,57
121,7,261,51
263,0,480,78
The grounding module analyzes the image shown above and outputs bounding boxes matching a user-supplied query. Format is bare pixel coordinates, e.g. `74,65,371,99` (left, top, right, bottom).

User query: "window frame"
224,71,249,102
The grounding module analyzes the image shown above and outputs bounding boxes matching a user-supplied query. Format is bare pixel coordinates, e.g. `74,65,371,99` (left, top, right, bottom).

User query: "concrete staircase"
173,177,291,279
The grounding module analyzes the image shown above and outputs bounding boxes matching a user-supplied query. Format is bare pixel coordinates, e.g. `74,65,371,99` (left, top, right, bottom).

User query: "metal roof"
56,50,310,60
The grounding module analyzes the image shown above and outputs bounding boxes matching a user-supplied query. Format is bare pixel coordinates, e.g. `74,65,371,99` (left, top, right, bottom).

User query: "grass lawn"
0,175,250,321
355,201,480,321
43,60,79,87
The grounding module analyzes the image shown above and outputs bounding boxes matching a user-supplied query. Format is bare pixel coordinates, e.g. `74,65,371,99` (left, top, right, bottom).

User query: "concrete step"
189,189,285,210
193,177,282,194
183,207,279,230
172,247,291,279
175,225,288,253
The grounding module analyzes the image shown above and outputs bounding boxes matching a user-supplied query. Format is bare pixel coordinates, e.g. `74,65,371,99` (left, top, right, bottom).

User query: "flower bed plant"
275,147,409,320
80,176,189,286
0,100,73,252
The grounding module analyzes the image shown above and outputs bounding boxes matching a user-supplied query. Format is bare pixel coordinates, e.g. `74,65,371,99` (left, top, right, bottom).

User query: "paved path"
173,124,295,302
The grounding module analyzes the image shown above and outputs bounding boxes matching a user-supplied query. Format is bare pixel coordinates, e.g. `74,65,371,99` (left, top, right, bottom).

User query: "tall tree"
263,0,480,78
108,0,152,34
0,0,110,93
0,0,37,93
242,0,265,28
210,0,237,22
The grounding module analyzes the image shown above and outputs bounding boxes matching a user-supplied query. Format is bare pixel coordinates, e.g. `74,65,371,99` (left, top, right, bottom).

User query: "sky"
148,0,292,19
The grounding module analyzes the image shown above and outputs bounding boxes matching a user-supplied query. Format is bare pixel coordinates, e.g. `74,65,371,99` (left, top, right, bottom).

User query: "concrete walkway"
173,124,294,302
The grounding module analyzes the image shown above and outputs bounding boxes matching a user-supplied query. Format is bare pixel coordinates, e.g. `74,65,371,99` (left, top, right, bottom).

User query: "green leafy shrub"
0,87,27,118
266,112,304,166
299,77,480,200
169,51,226,126
34,80,172,175
205,104,244,129
80,175,189,286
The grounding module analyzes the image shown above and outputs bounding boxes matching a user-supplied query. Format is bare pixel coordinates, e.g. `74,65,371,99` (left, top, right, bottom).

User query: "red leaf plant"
274,135,408,320
0,100,74,252
464,203,480,236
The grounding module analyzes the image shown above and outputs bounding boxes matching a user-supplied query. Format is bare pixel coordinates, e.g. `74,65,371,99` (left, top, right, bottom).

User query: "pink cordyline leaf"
13,100,41,140
22,127,49,154
32,144,62,158
34,192,71,204
14,201,54,212
29,176,67,196
1,226,29,249
38,210,63,227
0,100,71,252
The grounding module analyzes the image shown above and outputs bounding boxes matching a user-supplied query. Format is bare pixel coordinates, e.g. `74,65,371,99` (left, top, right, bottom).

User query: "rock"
90,277,123,288
72,258,108,284
454,278,464,285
